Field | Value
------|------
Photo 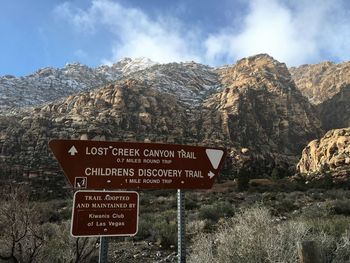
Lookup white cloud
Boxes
[55,0,350,67]
[205,0,350,66]
[54,0,201,65]
[54,2,97,33]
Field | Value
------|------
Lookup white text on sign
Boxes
[85,147,196,159]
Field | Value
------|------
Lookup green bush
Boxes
[273,197,298,214]
[189,205,350,263]
[34,199,71,223]
[136,210,177,247]
[151,220,177,247]
[303,216,350,237]
[39,221,98,263]
[0,187,97,262]
[191,206,309,263]
[198,201,234,222]
[333,231,350,263]
[271,167,281,180]
[185,196,199,210]
[237,176,250,191]
[329,199,350,216]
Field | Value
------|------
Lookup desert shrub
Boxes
[273,197,298,214]
[237,167,250,191]
[139,192,177,214]
[39,221,98,263]
[185,196,199,210]
[135,213,154,240]
[333,230,350,263]
[187,220,207,238]
[198,201,234,222]
[0,186,45,262]
[188,234,215,263]
[329,199,350,216]
[136,210,177,247]
[189,206,310,263]
[139,193,152,206]
[34,199,71,223]
[219,166,234,181]
[271,167,282,180]
[303,216,350,238]
[0,187,97,263]
[307,173,334,189]
[190,204,350,263]
[296,213,350,262]
[151,220,177,247]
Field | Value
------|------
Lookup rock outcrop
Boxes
[0,61,219,173]
[317,84,350,131]
[290,61,350,131]
[6,54,350,182]
[206,54,322,170]
[297,128,350,177]
[0,58,157,114]
[290,61,350,105]
[0,54,323,178]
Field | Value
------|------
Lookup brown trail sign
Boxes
[71,190,138,237]
[49,139,226,190]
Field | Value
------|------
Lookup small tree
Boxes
[237,166,250,191]
[0,186,98,262]
[0,186,44,263]
[39,221,98,263]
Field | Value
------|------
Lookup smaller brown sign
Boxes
[71,191,138,237]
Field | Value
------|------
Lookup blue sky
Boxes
[1,0,350,76]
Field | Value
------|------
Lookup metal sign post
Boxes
[177,189,186,263]
[70,190,139,262]
[99,237,108,263]
[49,139,227,263]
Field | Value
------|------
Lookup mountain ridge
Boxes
[0,57,157,114]
[0,54,349,180]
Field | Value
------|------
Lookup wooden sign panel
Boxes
[49,139,226,189]
[71,191,138,237]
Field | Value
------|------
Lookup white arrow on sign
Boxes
[68,146,78,156]
[208,171,215,179]
[206,149,224,169]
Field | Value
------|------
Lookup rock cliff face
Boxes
[0,61,219,173]
[290,61,350,130]
[205,54,322,171]
[318,85,350,131]
[290,61,350,105]
[297,128,350,178]
[0,58,157,114]
[0,54,322,177]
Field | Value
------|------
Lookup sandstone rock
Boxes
[241,148,249,154]
[204,54,321,170]
[290,61,350,105]
[297,128,350,174]
[0,58,158,114]
[317,84,350,130]
[0,54,323,177]
[290,62,350,131]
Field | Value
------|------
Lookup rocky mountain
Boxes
[297,128,350,180]
[0,54,323,179]
[317,84,350,131]
[290,61,350,130]
[290,61,350,105]
[205,55,322,172]
[0,57,157,114]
